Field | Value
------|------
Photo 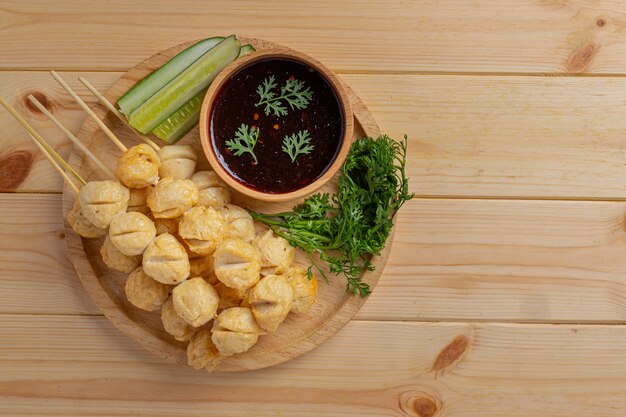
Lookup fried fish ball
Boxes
[115,143,160,189]
[248,274,294,332]
[213,238,261,290]
[219,204,255,242]
[161,297,195,342]
[172,277,220,327]
[211,307,260,355]
[187,329,224,371]
[284,266,318,314]
[78,180,130,228]
[100,234,141,273]
[158,145,198,180]
[127,187,151,215]
[252,230,295,276]
[109,212,156,256]
[191,171,231,208]
[124,266,170,311]
[142,233,190,285]
[67,200,107,238]
[215,282,246,310]
[152,216,180,235]
[147,176,199,218]
[178,206,228,256]
[189,256,218,285]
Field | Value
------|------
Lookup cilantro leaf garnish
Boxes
[282,130,314,162]
[225,123,260,163]
[256,75,313,117]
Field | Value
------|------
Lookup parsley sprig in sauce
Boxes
[256,75,313,117]
[225,123,260,163]
[282,130,314,162]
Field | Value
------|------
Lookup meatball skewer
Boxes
[80,79,200,180]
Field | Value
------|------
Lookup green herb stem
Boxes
[250,134,414,296]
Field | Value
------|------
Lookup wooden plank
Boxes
[350,73,626,199]
[0,71,121,192]
[359,198,626,322]
[6,72,626,198]
[0,193,99,315]
[1,1,626,74]
[4,193,626,323]
[2,315,626,416]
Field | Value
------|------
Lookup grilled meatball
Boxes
[211,307,260,356]
[213,238,261,290]
[252,230,295,276]
[191,171,231,209]
[109,211,156,256]
[124,266,169,311]
[158,145,197,180]
[219,204,255,243]
[172,277,219,327]
[147,176,198,218]
[115,143,160,189]
[142,233,190,285]
[78,180,129,228]
[67,199,107,238]
[161,297,195,342]
[248,274,294,332]
[284,266,318,314]
[100,234,141,273]
[127,187,151,215]
[187,329,224,372]
[178,206,228,256]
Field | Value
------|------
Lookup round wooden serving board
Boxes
[63,37,393,372]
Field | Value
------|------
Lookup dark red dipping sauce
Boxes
[210,58,344,193]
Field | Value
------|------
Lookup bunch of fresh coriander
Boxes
[249,134,414,296]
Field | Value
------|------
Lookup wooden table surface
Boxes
[2,1,626,416]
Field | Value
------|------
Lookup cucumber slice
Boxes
[117,36,225,117]
[151,44,258,144]
[238,44,256,57]
[152,89,207,144]
[129,35,240,134]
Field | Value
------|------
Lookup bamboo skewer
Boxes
[50,70,128,153]
[77,77,161,151]
[27,95,115,179]
[29,133,80,194]
[0,96,86,187]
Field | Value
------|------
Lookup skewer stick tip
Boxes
[50,71,128,153]
[77,76,160,151]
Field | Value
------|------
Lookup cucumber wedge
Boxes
[152,88,207,144]
[129,35,240,134]
[117,36,225,117]
[151,44,258,144]
[238,44,256,57]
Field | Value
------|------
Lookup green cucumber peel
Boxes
[117,36,225,117]
[129,35,240,134]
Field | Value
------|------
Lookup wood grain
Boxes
[8,72,626,198]
[2,1,626,414]
[2,1,626,74]
[0,193,98,315]
[0,71,120,191]
[3,315,626,416]
[6,194,626,324]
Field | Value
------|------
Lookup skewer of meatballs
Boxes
[0,73,318,373]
